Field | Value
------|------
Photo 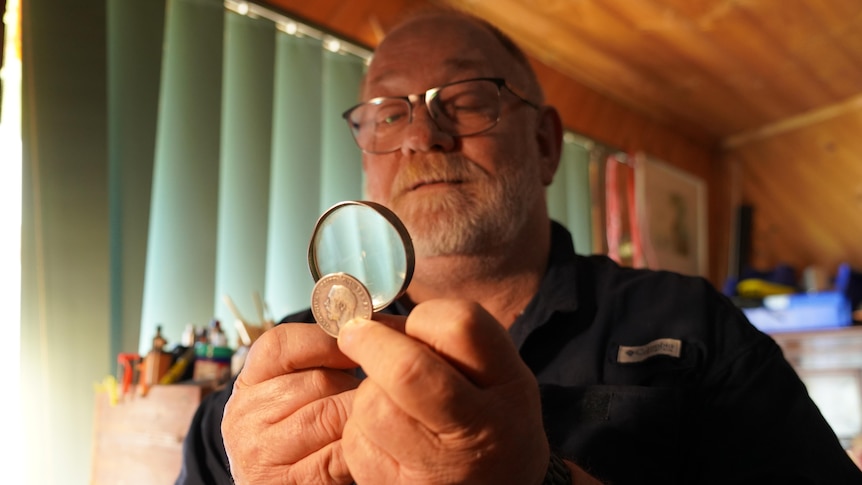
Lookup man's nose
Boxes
[399,103,456,154]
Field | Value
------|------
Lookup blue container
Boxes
[743,291,852,333]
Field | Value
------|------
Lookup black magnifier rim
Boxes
[307,200,415,311]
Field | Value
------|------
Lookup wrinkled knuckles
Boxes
[437,301,489,337]
[305,368,334,400]
[309,395,351,443]
[242,323,286,364]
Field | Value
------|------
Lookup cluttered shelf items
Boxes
[100,295,274,405]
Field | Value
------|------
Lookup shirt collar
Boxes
[508,221,582,349]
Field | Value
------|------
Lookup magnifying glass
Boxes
[307,201,415,337]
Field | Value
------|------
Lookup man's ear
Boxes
[535,105,563,186]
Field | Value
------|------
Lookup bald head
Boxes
[365,11,544,104]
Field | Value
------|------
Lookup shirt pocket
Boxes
[540,384,686,484]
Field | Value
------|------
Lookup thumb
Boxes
[405,299,532,388]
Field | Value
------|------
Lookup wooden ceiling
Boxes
[259,0,862,148]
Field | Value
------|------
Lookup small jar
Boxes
[192,342,233,385]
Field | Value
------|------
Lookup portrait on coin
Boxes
[324,284,357,331]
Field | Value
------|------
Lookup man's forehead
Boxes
[359,12,535,100]
[365,57,492,93]
[383,12,490,43]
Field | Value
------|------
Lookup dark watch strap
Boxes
[543,452,572,485]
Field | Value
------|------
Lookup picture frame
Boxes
[636,156,708,277]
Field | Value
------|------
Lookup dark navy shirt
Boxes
[177,222,862,484]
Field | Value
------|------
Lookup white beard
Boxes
[380,153,542,258]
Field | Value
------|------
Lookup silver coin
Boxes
[311,272,373,337]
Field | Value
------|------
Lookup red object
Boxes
[606,155,622,264]
[626,153,645,268]
[605,153,646,267]
[117,353,140,396]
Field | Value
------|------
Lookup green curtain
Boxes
[320,50,365,209]
[548,134,593,254]
[21,1,110,483]
[213,13,275,332]
[139,0,224,352]
[107,0,165,371]
[139,4,365,351]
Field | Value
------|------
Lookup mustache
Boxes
[391,154,484,195]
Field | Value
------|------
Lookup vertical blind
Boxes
[134,0,365,352]
[548,133,593,255]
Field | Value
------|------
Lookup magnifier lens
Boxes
[308,201,414,336]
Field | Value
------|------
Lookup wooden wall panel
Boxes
[441,0,862,139]
[723,107,862,281]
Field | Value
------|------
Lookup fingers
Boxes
[345,377,438,460]
[367,312,407,333]
[286,440,354,485]
[223,368,359,484]
[231,368,359,427]
[224,368,358,456]
[224,322,361,485]
[342,389,403,484]
[339,311,548,485]
[337,314,479,430]
[341,300,529,389]
[236,323,357,388]
[404,300,530,387]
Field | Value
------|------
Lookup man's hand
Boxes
[337,299,551,485]
[222,323,361,485]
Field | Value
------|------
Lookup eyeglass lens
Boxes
[347,79,502,153]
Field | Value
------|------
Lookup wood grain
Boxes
[726,106,862,278]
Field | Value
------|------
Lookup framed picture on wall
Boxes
[636,156,708,277]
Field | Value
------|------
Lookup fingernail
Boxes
[341,317,367,332]
[337,318,366,348]
[338,317,362,340]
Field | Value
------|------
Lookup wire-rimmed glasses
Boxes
[342,77,540,154]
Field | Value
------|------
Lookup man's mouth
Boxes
[410,178,464,191]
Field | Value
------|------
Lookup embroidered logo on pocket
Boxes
[617,338,682,363]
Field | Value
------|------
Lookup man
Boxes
[178,10,861,485]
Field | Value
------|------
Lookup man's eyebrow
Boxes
[441,58,487,73]
[366,58,489,90]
